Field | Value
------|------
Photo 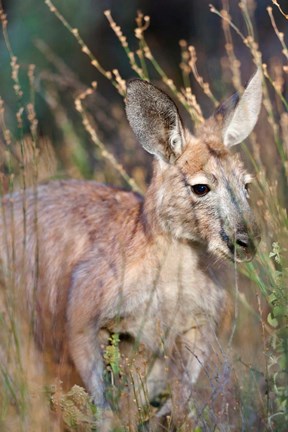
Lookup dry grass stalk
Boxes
[104,10,145,81]
[187,45,218,106]
[271,0,288,20]
[267,6,288,64]
[74,84,141,193]
[44,0,113,83]
[221,0,243,91]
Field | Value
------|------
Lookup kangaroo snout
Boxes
[231,217,261,262]
[234,230,260,262]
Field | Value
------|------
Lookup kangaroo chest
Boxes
[110,242,226,352]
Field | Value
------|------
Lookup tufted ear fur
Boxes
[215,68,262,147]
[125,79,185,163]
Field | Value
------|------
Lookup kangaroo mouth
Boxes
[214,245,254,263]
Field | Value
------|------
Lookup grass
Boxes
[0,0,287,430]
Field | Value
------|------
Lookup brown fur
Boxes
[0,77,262,428]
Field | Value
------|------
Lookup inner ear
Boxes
[169,116,184,158]
[214,68,262,148]
[125,79,186,163]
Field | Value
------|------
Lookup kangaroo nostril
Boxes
[236,237,249,249]
[235,230,255,251]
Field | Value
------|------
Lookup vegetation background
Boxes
[0,0,287,431]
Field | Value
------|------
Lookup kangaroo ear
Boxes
[125,79,185,163]
[215,68,262,147]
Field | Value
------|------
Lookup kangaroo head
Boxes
[125,70,262,262]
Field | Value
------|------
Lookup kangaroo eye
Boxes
[191,184,210,197]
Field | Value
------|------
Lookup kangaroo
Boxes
[0,69,262,427]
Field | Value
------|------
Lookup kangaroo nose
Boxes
[235,232,258,261]
[236,234,249,250]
